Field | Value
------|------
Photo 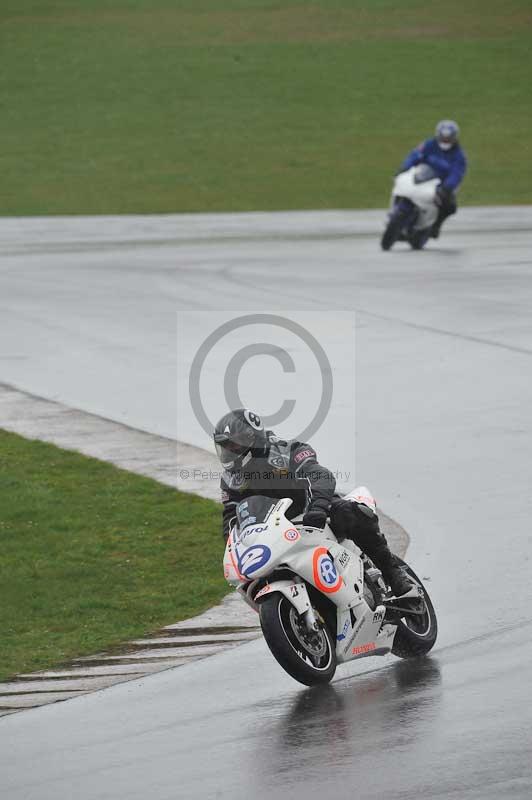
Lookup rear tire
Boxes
[391,559,438,658]
[408,229,430,250]
[260,594,337,685]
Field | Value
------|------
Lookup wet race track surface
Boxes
[1,208,532,798]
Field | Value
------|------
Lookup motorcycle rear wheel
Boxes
[391,559,438,658]
[260,594,337,686]
[408,229,431,250]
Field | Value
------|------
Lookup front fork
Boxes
[393,197,417,230]
[254,579,320,633]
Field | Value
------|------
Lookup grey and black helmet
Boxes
[435,119,459,150]
[213,408,265,470]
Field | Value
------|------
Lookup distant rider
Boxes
[213,408,413,597]
[398,120,467,238]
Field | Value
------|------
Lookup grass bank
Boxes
[0,429,226,681]
[1,0,531,214]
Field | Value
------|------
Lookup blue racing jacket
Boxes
[400,137,467,191]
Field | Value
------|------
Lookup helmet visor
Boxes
[215,438,250,467]
[436,121,458,148]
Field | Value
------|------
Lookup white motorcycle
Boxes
[381,163,441,251]
[223,488,437,686]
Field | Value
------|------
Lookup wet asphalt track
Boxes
[1,208,532,798]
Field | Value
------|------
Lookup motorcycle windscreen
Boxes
[414,163,438,184]
[236,495,277,529]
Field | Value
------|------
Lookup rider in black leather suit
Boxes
[214,408,413,597]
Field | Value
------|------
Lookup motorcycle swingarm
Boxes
[383,587,426,621]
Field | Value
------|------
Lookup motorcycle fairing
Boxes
[392,165,440,230]
[255,579,311,616]
[335,603,396,663]
[222,493,399,666]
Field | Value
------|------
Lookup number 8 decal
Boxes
[244,410,263,430]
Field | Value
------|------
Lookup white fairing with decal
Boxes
[343,485,377,511]
[222,491,402,666]
[391,165,440,230]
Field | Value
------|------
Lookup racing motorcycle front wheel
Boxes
[381,199,416,251]
[259,594,337,686]
[380,214,404,251]
[391,558,438,658]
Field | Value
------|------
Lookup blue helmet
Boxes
[435,119,459,150]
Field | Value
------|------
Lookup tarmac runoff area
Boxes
[0,383,408,715]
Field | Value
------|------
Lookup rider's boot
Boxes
[431,199,457,238]
[365,538,414,597]
[430,208,446,238]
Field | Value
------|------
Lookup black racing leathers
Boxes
[220,432,335,540]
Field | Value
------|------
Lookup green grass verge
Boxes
[1,0,531,214]
[0,429,227,681]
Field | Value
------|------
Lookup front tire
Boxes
[260,594,337,686]
[391,559,438,658]
[381,199,416,251]
[381,216,403,251]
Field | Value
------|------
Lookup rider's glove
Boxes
[435,185,451,207]
[302,508,328,529]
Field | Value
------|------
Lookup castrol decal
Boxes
[312,547,344,593]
